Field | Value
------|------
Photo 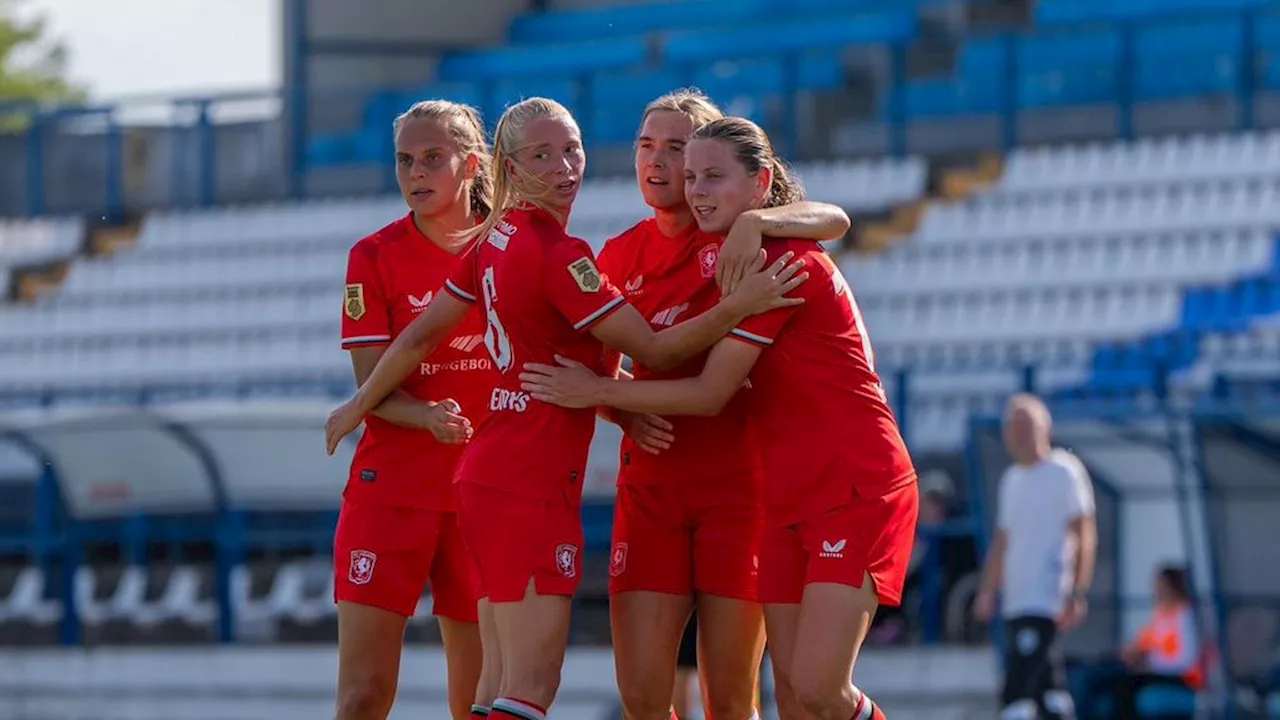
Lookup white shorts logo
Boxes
[349,550,377,585]
[609,542,628,577]
[555,543,579,579]
[819,539,847,559]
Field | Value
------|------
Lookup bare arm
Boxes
[590,251,805,372]
[522,338,762,417]
[348,346,433,429]
[1067,514,1097,597]
[978,528,1008,599]
[752,201,852,242]
[718,201,851,291]
[348,293,471,416]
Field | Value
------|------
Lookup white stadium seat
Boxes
[1,136,1277,450]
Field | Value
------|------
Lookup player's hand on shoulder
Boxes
[723,249,809,317]
[519,355,603,409]
[717,212,766,295]
[325,399,364,455]
[620,411,674,454]
[421,398,473,445]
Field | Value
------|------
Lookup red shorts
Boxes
[332,500,479,622]
[608,477,763,601]
[456,481,584,603]
[758,480,918,607]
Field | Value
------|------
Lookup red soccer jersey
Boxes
[597,218,762,485]
[443,206,628,501]
[729,239,916,526]
[340,214,496,510]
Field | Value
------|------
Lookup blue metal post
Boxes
[1241,11,1257,132]
[26,113,46,216]
[197,100,217,207]
[890,42,908,158]
[1002,33,1018,151]
[288,0,310,199]
[1117,22,1135,141]
[104,110,124,218]
[58,523,81,646]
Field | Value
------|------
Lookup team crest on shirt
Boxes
[609,542,628,577]
[566,258,602,293]
[345,284,367,321]
[697,244,719,278]
[554,543,579,579]
[348,549,377,585]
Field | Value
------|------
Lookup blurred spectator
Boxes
[1090,565,1203,720]
[975,394,1097,720]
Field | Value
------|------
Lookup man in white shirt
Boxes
[974,394,1098,720]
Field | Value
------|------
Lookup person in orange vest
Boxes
[1108,565,1204,719]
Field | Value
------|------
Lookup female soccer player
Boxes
[600,89,850,720]
[519,117,919,720]
[324,98,810,720]
[335,100,495,720]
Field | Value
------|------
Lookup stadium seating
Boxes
[307,0,920,164]
[0,219,84,298]
[0,158,924,398]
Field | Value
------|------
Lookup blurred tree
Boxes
[0,0,84,129]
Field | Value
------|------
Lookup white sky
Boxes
[21,0,281,101]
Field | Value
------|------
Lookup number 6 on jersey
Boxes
[481,266,514,373]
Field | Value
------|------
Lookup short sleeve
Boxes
[341,244,392,349]
[995,469,1014,531]
[730,305,799,347]
[443,242,480,305]
[544,238,627,332]
[1061,452,1095,518]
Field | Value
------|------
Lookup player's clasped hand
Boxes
[325,399,364,456]
[519,355,602,409]
[620,411,675,454]
[723,250,809,315]
[420,398,473,445]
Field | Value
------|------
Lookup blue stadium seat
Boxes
[587,68,686,143]
[489,78,581,122]
[1134,19,1243,99]
[438,38,650,81]
[1016,31,1120,107]
[1134,684,1197,718]
[662,10,916,63]
[1037,0,1277,26]
[508,0,772,43]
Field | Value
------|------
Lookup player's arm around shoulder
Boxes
[590,249,809,372]
[520,336,761,418]
[717,202,851,293]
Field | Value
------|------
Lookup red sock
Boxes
[852,687,885,720]
[469,705,490,720]
[855,681,885,717]
[490,697,547,720]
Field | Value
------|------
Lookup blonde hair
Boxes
[393,100,494,217]
[463,97,579,244]
[640,87,724,134]
[690,117,805,208]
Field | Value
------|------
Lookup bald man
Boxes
[974,394,1097,720]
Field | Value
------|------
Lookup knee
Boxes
[617,676,676,720]
[702,672,757,720]
[790,674,845,720]
[499,656,563,708]
[336,676,396,720]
